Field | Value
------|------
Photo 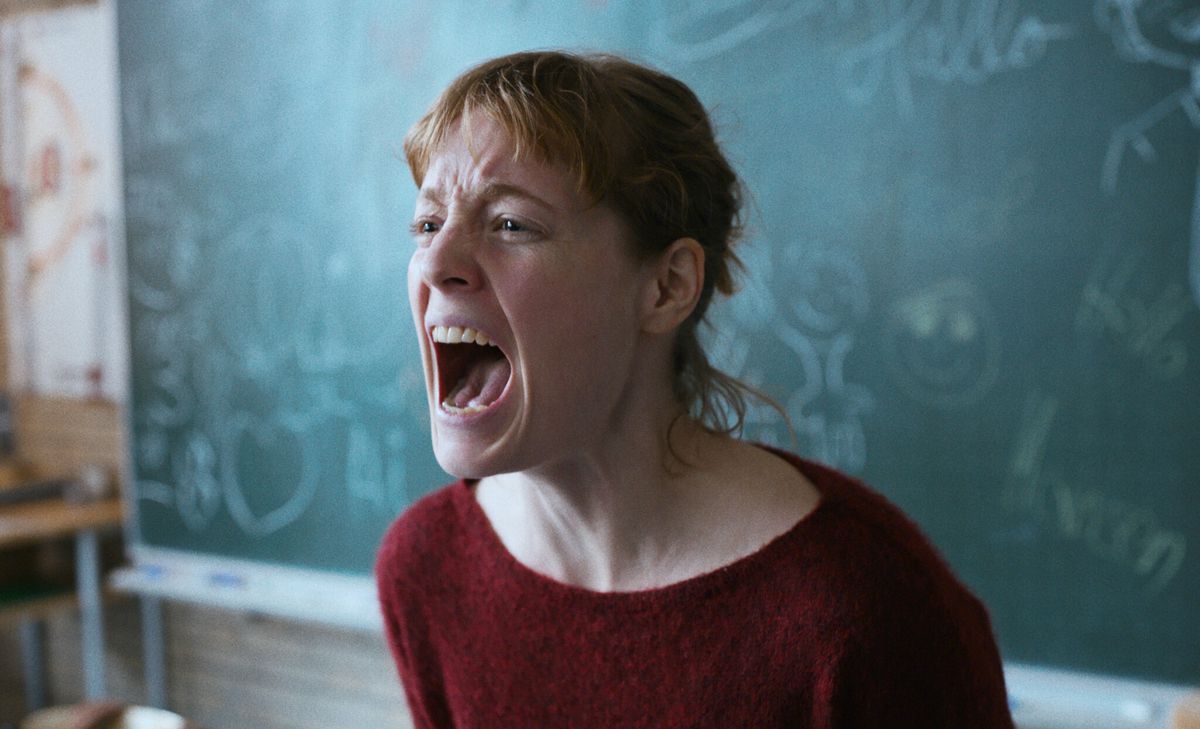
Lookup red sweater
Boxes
[376,450,1015,728]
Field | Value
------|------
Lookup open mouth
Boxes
[431,325,512,415]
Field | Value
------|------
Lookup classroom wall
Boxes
[0,1,412,726]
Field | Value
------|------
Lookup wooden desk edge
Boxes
[0,497,124,548]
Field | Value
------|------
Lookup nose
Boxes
[416,219,482,292]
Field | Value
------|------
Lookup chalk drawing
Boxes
[220,410,321,538]
[1097,0,1200,309]
[767,244,874,472]
[172,430,222,533]
[125,195,411,535]
[1076,246,1189,379]
[882,278,1001,409]
[785,244,870,334]
[1003,390,1188,593]
[779,327,873,472]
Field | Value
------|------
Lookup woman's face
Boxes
[408,117,656,478]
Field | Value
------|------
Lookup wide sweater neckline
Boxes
[450,446,850,610]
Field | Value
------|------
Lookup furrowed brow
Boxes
[479,182,554,212]
[416,186,446,209]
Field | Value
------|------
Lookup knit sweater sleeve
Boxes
[826,557,1015,728]
[374,491,458,729]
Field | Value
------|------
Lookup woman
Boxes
[376,50,1014,728]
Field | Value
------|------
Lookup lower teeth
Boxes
[441,399,489,414]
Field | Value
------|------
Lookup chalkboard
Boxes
[118,1,1199,687]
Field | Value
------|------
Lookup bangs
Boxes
[403,53,621,200]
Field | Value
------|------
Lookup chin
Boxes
[430,434,508,481]
[433,452,488,481]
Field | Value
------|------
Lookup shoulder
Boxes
[375,481,469,588]
[769,449,972,602]
[757,448,1000,657]
[772,454,1012,726]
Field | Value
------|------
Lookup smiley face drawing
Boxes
[883,279,1001,409]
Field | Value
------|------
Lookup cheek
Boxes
[407,253,426,318]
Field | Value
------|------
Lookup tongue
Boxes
[448,355,511,409]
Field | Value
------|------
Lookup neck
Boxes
[480,402,727,592]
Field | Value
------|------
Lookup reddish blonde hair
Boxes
[405,50,771,434]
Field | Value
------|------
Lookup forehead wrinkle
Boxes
[416,185,447,208]
[420,169,562,215]
[479,182,555,213]
[420,124,582,214]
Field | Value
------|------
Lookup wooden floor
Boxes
[0,596,412,729]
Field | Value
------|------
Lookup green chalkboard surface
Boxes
[118,1,1199,685]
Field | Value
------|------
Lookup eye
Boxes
[410,219,439,236]
[495,217,543,240]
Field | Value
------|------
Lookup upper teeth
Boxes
[431,325,496,346]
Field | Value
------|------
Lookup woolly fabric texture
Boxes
[376,448,1016,728]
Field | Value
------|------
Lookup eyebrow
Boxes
[417,182,556,212]
[480,182,555,212]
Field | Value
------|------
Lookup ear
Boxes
[641,237,704,335]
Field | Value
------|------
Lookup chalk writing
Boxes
[1097,0,1200,309]
[1004,391,1188,593]
[1076,248,1190,379]
[347,424,410,521]
[652,1,1070,113]
[1051,479,1186,594]
[837,0,1072,111]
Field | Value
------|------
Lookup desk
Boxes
[0,497,123,700]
